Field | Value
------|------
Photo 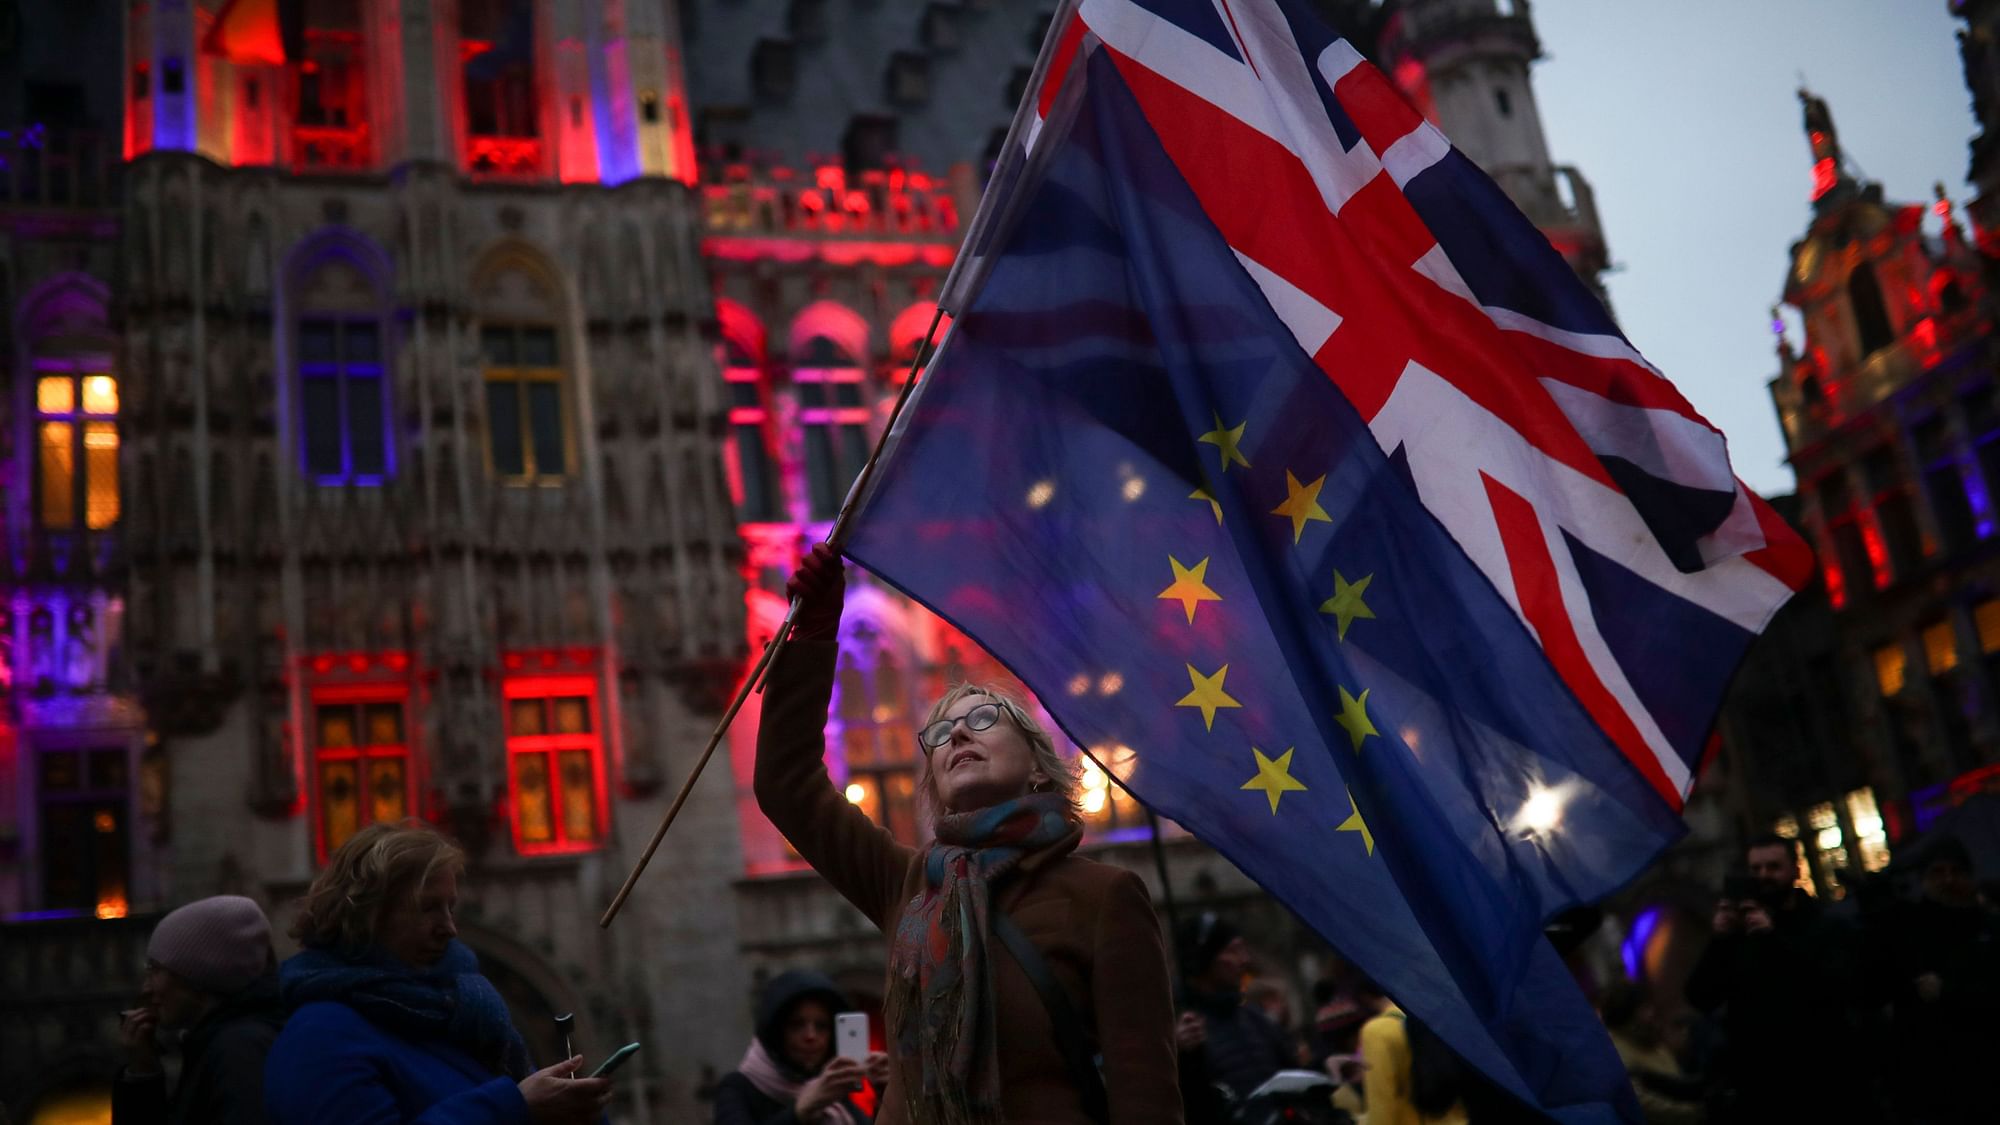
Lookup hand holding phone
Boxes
[835,1012,869,1064]
[589,1042,642,1078]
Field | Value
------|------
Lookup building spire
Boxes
[1799,87,1852,206]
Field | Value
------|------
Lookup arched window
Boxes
[33,366,120,530]
[291,245,392,483]
[836,638,919,844]
[794,334,871,521]
[719,302,781,522]
[474,249,571,483]
[1849,262,1896,358]
[22,278,119,531]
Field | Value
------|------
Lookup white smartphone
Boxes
[834,1011,869,1063]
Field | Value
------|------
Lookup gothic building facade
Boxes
[1,1,1620,1121]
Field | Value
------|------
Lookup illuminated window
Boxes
[1771,814,1817,897]
[794,336,871,521]
[462,0,542,176]
[836,649,919,844]
[1806,801,1848,899]
[1873,643,1906,696]
[1976,599,2000,653]
[34,366,119,530]
[503,675,606,854]
[293,0,370,169]
[1079,745,1147,834]
[299,317,390,483]
[483,325,569,482]
[1845,788,1892,872]
[1922,620,1958,675]
[36,745,131,916]
[723,334,781,521]
[311,687,413,860]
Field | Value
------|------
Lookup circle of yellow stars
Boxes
[1154,411,1383,856]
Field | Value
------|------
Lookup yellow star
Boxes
[1189,475,1223,525]
[1176,663,1243,731]
[1271,471,1332,545]
[1318,570,1377,642]
[1337,787,1375,856]
[1334,685,1378,752]
[1241,746,1308,814]
[1158,555,1223,625]
[1198,413,1252,473]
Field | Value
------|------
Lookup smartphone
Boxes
[835,1012,869,1064]
[588,1042,642,1078]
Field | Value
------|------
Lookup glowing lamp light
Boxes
[96,893,129,920]
[1082,789,1108,814]
[1026,480,1055,509]
[1121,477,1146,502]
[1098,672,1124,695]
[844,783,867,805]
[1816,825,1843,850]
[1081,760,1107,791]
[1811,158,1837,201]
[1515,784,1567,835]
[1066,674,1091,697]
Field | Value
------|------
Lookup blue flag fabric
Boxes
[846,51,1678,1122]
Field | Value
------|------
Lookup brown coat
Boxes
[754,637,1184,1125]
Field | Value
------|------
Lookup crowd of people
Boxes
[97,546,1998,1124]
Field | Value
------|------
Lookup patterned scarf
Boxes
[884,793,1081,1125]
[280,940,533,1079]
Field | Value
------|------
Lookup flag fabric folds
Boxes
[847,45,1688,1122]
[997,0,1814,811]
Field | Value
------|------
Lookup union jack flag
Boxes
[956,0,1812,809]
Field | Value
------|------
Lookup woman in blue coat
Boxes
[265,821,612,1124]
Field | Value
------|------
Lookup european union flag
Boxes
[845,50,1680,1122]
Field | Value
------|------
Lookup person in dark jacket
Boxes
[713,970,890,1125]
[1875,835,2000,1123]
[1173,912,1296,1124]
[264,820,612,1124]
[1684,834,1862,1123]
[113,894,285,1125]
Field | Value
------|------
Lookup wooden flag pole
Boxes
[601,307,947,928]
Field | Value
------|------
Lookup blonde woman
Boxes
[755,544,1181,1125]
[265,821,612,1124]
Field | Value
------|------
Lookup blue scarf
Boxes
[281,940,533,1079]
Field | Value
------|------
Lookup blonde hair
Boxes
[291,820,466,951]
[918,683,1082,824]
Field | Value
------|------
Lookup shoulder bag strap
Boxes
[991,910,1111,1125]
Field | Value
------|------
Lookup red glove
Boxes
[785,543,846,640]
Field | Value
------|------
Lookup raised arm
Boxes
[753,544,914,929]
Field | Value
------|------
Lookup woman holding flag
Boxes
[755,543,1182,1125]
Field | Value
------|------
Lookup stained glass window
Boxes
[34,367,119,530]
[503,676,605,853]
[311,691,412,860]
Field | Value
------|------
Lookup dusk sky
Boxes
[1522,0,1974,498]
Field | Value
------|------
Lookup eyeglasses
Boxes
[918,701,1006,751]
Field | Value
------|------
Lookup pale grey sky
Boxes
[1524,0,1974,497]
